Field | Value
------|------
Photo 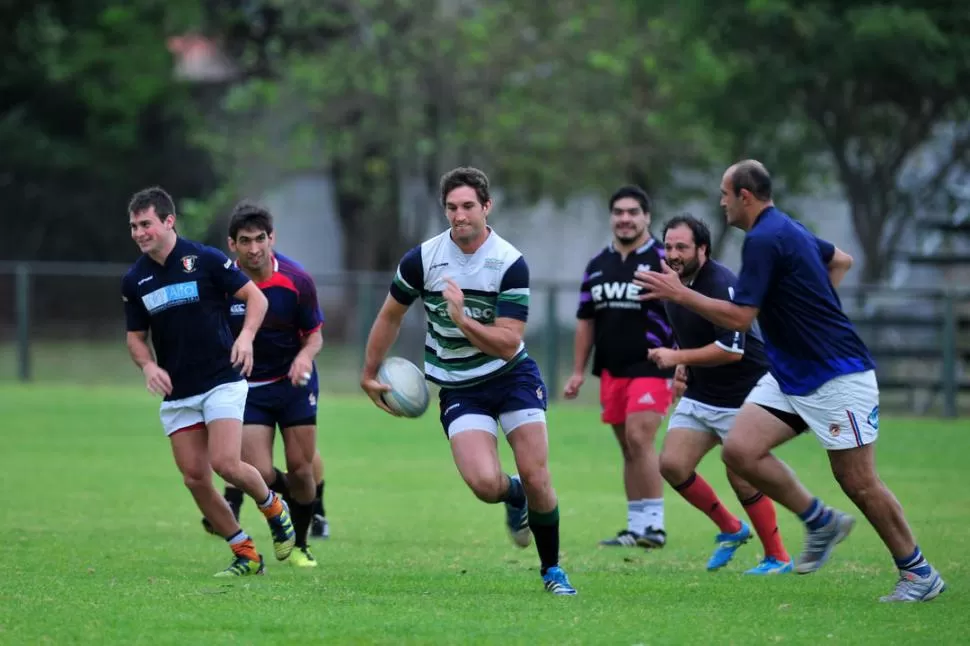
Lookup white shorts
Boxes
[667,397,739,441]
[745,370,880,451]
[447,410,546,439]
[159,380,249,437]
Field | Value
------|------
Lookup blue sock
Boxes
[500,474,526,508]
[797,498,833,531]
[894,546,932,577]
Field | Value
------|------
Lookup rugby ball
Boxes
[377,356,430,418]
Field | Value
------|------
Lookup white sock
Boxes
[641,498,665,532]
[627,500,647,534]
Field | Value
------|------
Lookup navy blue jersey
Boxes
[228,252,324,383]
[732,207,875,396]
[122,237,250,401]
[664,260,769,408]
[577,240,676,378]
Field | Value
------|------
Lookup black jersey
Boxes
[122,237,251,401]
[664,259,769,408]
[577,239,676,379]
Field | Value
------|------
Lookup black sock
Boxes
[224,486,244,518]
[313,481,325,517]
[292,500,314,549]
[499,474,526,508]
[528,506,560,575]
[269,467,291,504]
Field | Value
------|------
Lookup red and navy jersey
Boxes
[228,252,323,383]
[121,237,250,401]
[576,239,676,379]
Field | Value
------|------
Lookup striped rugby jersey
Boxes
[388,227,530,387]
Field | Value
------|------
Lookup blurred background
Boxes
[1,0,968,415]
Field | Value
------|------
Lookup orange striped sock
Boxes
[227,530,259,561]
[259,492,284,519]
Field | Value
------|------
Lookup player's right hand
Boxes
[563,373,585,399]
[360,376,401,416]
[143,363,173,397]
[673,365,688,399]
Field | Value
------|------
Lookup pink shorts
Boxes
[600,371,673,424]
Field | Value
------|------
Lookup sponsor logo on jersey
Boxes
[141,281,200,313]
[181,255,198,273]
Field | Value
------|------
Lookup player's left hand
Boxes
[634,260,684,302]
[230,330,255,377]
[648,347,679,370]
[288,354,314,387]
[443,278,466,325]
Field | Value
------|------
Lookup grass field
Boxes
[1,385,966,645]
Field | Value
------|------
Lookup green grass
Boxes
[0,385,966,645]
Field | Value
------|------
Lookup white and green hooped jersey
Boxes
[389,228,530,387]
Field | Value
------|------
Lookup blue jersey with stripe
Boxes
[732,207,875,396]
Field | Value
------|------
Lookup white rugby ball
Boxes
[377,356,430,418]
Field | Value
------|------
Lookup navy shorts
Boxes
[244,370,318,430]
[438,357,548,439]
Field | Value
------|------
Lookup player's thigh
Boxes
[241,424,276,479]
[790,370,880,452]
[278,383,319,469]
[202,380,249,467]
[724,402,801,457]
[280,424,317,471]
[169,424,211,485]
[449,426,503,494]
[727,372,806,459]
[661,399,720,477]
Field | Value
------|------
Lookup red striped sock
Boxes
[741,492,790,562]
[673,472,742,534]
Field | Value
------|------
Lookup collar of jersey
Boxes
[449,226,494,261]
[609,238,655,255]
[234,254,279,276]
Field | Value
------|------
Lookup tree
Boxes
[190,0,727,271]
[0,0,216,262]
[653,0,970,283]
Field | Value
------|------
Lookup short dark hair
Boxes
[439,167,490,206]
[228,200,274,240]
[128,186,176,220]
[663,213,713,258]
[609,185,651,214]
[729,160,772,201]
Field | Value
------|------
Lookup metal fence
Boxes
[1,262,968,416]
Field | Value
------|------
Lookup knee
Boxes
[833,466,878,503]
[465,471,506,503]
[624,424,659,455]
[519,465,551,497]
[181,466,210,491]
[659,451,692,485]
[210,456,242,482]
[285,456,313,483]
[721,438,752,473]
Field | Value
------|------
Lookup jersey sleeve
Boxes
[496,256,529,322]
[733,234,779,309]
[709,278,745,355]
[294,273,324,334]
[576,258,596,320]
[203,247,250,295]
[815,236,836,264]
[389,245,423,306]
[121,274,150,332]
